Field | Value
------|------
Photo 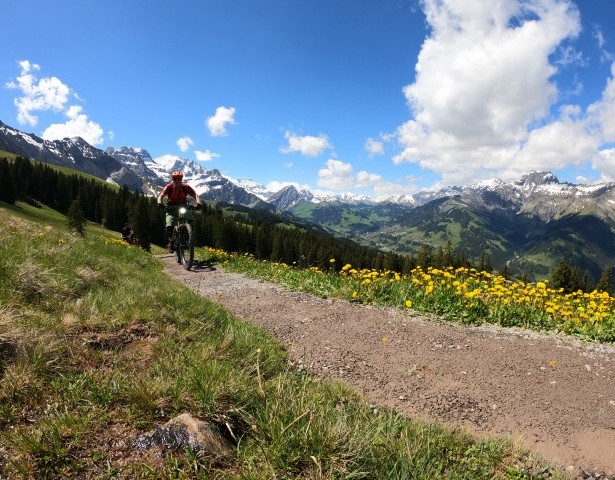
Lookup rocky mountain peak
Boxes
[267,184,314,210]
[106,146,154,164]
[515,171,560,188]
[206,169,224,179]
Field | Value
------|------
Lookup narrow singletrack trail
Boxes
[161,255,615,476]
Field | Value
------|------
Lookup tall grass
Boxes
[0,202,565,478]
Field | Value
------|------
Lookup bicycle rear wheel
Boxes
[177,223,194,270]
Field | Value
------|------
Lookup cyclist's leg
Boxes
[165,211,176,251]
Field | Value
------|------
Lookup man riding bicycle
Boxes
[157,170,203,252]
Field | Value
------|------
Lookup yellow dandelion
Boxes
[405,300,412,308]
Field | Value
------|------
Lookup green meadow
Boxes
[0,201,567,479]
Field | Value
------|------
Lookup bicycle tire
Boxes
[173,227,182,264]
[178,223,194,270]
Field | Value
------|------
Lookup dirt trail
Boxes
[160,255,615,476]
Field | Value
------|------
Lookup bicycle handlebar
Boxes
[158,203,202,210]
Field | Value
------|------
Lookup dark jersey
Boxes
[161,183,197,205]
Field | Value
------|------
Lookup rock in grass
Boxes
[133,413,233,458]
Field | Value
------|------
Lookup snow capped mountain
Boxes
[264,185,315,210]
[4,119,615,281]
[320,192,376,205]
[0,120,143,191]
[105,146,164,195]
[379,195,417,206]
[3,117,615,224]
[134,154,274,210]
[106,146,154,168]
[228,178,272,200]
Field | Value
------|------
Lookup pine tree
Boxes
[67,198,87,236]
[498,263,510,279]
[417,244,433,269]
[444,240,454,268]
[569,266,594,293]
[0,158,17,204]
[432,246,445,268]
[128,195,152,251]
[478,251,492,272]
[550,259,571,292]
[551,259,594,294]
[596,266,613,294]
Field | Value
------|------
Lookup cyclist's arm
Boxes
[157,186,169,205]
[185,185,202,205]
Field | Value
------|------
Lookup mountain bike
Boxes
[165,204,200,270]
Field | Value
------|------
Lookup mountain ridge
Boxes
[2,119,615,280]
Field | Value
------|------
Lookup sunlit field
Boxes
[203,247,615,344]
[3,204,570,478]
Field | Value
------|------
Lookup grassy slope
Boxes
[0,201,563,479]
[0,149,20,160]
[1,150,119,194]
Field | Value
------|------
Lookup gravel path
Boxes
[161,255,615,477]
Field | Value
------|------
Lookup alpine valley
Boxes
[2,119,615,281]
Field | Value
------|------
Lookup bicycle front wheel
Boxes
[173,227,182,264]
[177,223,194,270]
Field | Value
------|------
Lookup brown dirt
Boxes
[161,255,615,477]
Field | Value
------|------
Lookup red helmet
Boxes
[171,170,184,180]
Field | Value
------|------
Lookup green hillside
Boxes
[1,150,116,188]
[0,156,417,273]
[0,201,562,478]
[0,148,19,159]
[290,197,615,282]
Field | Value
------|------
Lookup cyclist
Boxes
[157,170,203,252]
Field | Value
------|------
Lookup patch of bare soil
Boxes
[161,256,615,477]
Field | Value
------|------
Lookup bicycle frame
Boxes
[167,204,196,270]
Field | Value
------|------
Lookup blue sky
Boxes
[2,0,615,198]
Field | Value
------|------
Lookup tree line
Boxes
[0,156,420,271]
[1,156,611,293]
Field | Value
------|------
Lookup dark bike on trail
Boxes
[161,203,200,270]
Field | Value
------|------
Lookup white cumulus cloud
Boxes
[280,131,332,156]
[356,170,384,188]
[194,149,220,162]
[394,0,585,186]
[318,159,355,189]
[42,105,104,146]
[592,148,615,182]
[7,60,104,146]
[207,106,237,136]
[177,136,194,152]
[6,60,70,126]
[266,180,310,192]
[318,159,412,195]
[588,63,615,140]
[365,137,384,156]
